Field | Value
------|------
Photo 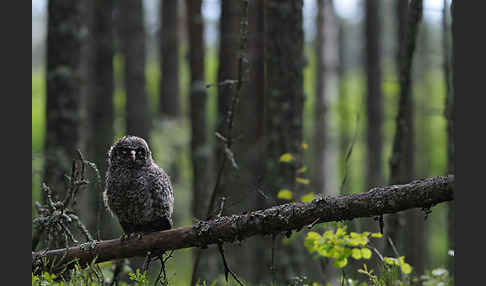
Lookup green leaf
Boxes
[361,248,372,259]
[333,257,348,268]
[336,227,347,237]
[305,232,321,252]
[297,166,307,173]
[296,177,310,185]
[279,153,294,162]
[301,192,315,202]
[401,263,412,274]
[351,248,362,259]
[277,189,293,200]
[384,257,399,266]
[371,232,383,238]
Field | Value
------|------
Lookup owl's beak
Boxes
[130,150,136,161]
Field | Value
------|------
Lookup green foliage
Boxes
[300,192,315,203]
[128,269,148,285]
[304,225,385,269]
[383,257,412,275]
[420,268,452,286]
[277,189,293,200]
[303,223,416,286]
[279,153,295,163]
[276,142,314,204]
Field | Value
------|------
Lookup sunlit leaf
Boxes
[277,189,293,200]
[384,257,399,266]
[401,263,412,274]
[296,177,310,185]
[333,257,348,268]
[297,166,307,173]
[371,232,383,238]
[301,143,309,149]
[361,248,372,259]
[305,232,321,252]
[279,153,294,162]
[352,248,362,259]
[301,192,315,202]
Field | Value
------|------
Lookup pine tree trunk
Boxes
[43,0,82,249]
[186,0,215,283]
[221,0,266,282]
[365,0,384,198]
[214,0,241,199]
[386,0,423,259]
[80,0,117,241]
[159,0,180,118]
[362,0,387,273]
[263,1,320,283]
[314,2,341,283]
[44,0,82,204]
[444,0,455,276]
[314,0,339,198]
[119,0,150,141]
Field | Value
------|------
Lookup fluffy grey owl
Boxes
[103,136,174,238]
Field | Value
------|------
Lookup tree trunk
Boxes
[363,0,386,273]
[365,0,384,199]
[263,1,318,284]
[314,0,340,283]
[43,0,82,209]
[219,0,266,283]
[119,0,150,141]
[82,0,117,242]
[159,0,180,118]
[214,0,241,201]
[337,18,353,196]
[386,0,422,259]
[314,0,339,198]
[444,0,455,276]
[185,0,214,283]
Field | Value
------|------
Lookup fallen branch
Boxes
[32,175,453,272]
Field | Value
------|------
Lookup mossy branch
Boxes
[33,175,453,273]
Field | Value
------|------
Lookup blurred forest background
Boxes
[32,0,454,285]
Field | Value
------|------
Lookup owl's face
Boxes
[108,136,152,169]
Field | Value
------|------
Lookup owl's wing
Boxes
[102,170,115,217]
[149,164,174,222]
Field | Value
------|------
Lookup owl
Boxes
[103,136,174,239]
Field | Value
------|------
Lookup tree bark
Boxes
[365,0,384,196]
[263,0,311,283]
[159,0,180,118]
[314,0,340,283]
[214,0,242,204]
[33,176,455,274]
[119,0,151,141]
[79,0,118,242]
[43,0,82,209]
[314,0,339,198]
[444,0,455,276]
[220,0,265,283]
[185,0,214,283]
[386,0,422,258]
[362,0,387,274]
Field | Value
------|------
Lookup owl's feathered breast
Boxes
[104,162,174,228]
